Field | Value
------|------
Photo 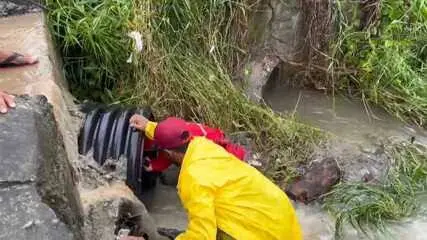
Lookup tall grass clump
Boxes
[45,0,134,101]
[324,142,427,239]
[332,0,427,127]
[123,0,325,178]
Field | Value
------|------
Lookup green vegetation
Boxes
[45,0,134,101]
[45,0,325,181]
[324,142,427,239]
[327,2,427,236]
[332,0,427,127]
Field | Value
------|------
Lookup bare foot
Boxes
[0,50,38,67]
[0,91,16,113]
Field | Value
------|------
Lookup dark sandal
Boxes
[0,52,35,68]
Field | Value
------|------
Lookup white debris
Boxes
[126,31,144,63]
[116,228,130,240]
[248,159,262,167]
[209,45,215,53]
[22,220,41,229]
[128,31,143,52]
[126,52,133,63]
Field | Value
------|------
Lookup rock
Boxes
[0,184,74,239]
[286,158,341,204]
[0,95,84,239]
[0,0,42,17]
[81,183,168,240]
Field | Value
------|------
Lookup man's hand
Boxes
[129,114,149,131]
[0,91,15,114]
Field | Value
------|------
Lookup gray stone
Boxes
[0,102,39,183]
[0,95,84,239]
[286,157,341,204]
[0,184,73,239]
[0,0,42,17]
[83,190,169,240]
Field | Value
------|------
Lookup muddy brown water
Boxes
[263,85,427,146]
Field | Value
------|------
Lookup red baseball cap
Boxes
[153,117,190,149]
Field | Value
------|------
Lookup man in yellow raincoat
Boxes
[129,115,303,240]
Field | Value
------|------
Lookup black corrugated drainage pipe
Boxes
[78,103,158,197]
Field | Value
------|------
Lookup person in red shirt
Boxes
[130,114,248,172]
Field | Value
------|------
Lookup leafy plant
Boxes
[332,0,427,127]
[45,0,134,101]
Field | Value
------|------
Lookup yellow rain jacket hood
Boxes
[144,121,302,240]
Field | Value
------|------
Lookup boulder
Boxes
[286,157,341,204]
[0,95,84,239]
[81,183,168,240]
[0,184,74,239]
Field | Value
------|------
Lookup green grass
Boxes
[45,0,326,181]
[45,0,134,101]
[323,142,427,239]
[332,0,427,127]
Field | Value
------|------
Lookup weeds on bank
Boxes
[332,0,427,127]
[324,142,427,239]
[45,0,133,101]
[45,0,325,180]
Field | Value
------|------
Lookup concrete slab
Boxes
[0,96,84,239]
[0,97,40,183]
[0,184,73,240]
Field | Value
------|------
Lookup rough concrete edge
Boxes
[41,11,81,163]
[30,95,85,240]
[26,11,86,240]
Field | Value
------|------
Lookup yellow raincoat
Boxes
[144,121,302,240]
